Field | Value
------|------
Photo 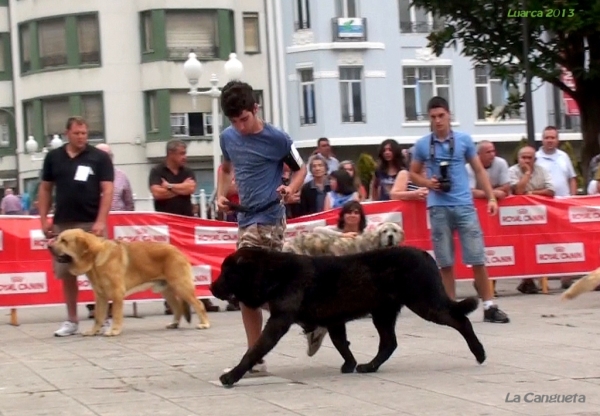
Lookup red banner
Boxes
[1,196,599,308]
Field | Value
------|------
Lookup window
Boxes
[0,112,9,146]
[0,39,4,72]
[42,97,70,144]
[23,101,33,138]
[398,0,444,33]
[148,92,158,131]
[193,169,215,196]
[77,15,101,64]
[474,65,522,120]
[299,68,316,125]
[403,66,451,121]
[19,24,31,72]
[81,94,104,140]
[339,67,365,123]
[141,12,154,53]
[243,13,260,53]
[165,11,217,59]
[336,0,358,17]
[295,0,310,30]
[170,113,213,137]
[38,19,67,69]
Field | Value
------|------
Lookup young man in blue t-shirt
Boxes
[410,96,509,324]
[216,81,328,375]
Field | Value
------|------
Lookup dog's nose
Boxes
[387,235,395,246]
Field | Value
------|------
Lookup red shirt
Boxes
[218,164,239,204]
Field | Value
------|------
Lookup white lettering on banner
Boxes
[536,243,585,264]
[499,205,547,226]
[192,265,212,286]
[284,219,327,239]
[0,272,47,294]
[568,206,600,223]
[30,229,50,250]
[366,212,403,231]
[77,275,93,291]
[113,225,170,243]
[484,246,515,267]
[195,226,238,245]
[426,212,431,230]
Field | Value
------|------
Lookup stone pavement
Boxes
[1,279,600,416]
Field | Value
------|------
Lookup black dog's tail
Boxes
[449,297,479,318]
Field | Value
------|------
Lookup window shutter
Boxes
[82,95,104,138]
[38,19,67,67]
[243,14,259,52]
[77,15,101,64]
[165,12,216,59]
[43,98,70,140]
[20,26,31,68]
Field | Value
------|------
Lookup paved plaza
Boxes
[1,279,600,416]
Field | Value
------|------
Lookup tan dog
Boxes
[48,229,210,336]
[561,268,600,301]
[283,222,405,256]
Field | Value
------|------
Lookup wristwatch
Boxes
[167,184,173,191]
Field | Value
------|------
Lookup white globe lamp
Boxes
[183,52,203,86]
[50,134,63,149]
[224,53,244,81]
[25,136,38,153]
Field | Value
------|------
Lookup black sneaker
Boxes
[484,305,510,323]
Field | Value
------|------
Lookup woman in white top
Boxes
[587,179,600,195]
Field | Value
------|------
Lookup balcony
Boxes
[331,17,367,42]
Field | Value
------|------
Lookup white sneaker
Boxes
[100,319,111,335]
[54,321,78,337]
[306,327,328,357]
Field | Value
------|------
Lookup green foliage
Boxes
[560,141,584,189]
[511,137,529,165]
[356,153,377,193]
[410,0,600,168]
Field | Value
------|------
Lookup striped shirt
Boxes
[508,163,554,193]
[111,168,135,211]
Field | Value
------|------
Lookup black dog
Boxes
[210,246,486,387]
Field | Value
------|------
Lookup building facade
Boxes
[1,0,272,201]
[270,0,582,160]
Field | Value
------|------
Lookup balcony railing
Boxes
[167,46,217,60]
[548,110,581,132]
[331,17,367,42]
[400,20,445,34]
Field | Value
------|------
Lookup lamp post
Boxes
[522,0,536,147]
[25,134,63,161]
[183,52,244,191]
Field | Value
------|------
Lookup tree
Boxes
[410,0,600,176]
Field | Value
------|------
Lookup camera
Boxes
[438,161,451,192]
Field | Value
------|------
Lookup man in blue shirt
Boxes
[216,81,327,376]
[410,96,509,323]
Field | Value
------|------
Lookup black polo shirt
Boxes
[148,163,195,216]
[42,144,114,224]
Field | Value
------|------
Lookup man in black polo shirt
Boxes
[148,139,219,312]
[39,116,114,337]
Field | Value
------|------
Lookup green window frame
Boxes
[140,9,235,63]
[0,33,12,81]
[19,12,102,75]
[23,92,106,150]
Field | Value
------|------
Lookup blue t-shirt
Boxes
[412,130,476,208]
[220,123,292,227]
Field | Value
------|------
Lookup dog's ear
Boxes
[74,235,90,256]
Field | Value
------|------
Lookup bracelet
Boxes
[489,198,497,202]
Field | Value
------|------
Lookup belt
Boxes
[225,199,281,214]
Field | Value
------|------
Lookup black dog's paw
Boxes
[219,371,238,388]
[476,351,486,364]
[356,363,378,373]
[340,360,357,374]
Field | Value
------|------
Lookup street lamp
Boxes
[26,134,63,161]
[183,52,244,192]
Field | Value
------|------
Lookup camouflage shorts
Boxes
[237,218,286,252]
